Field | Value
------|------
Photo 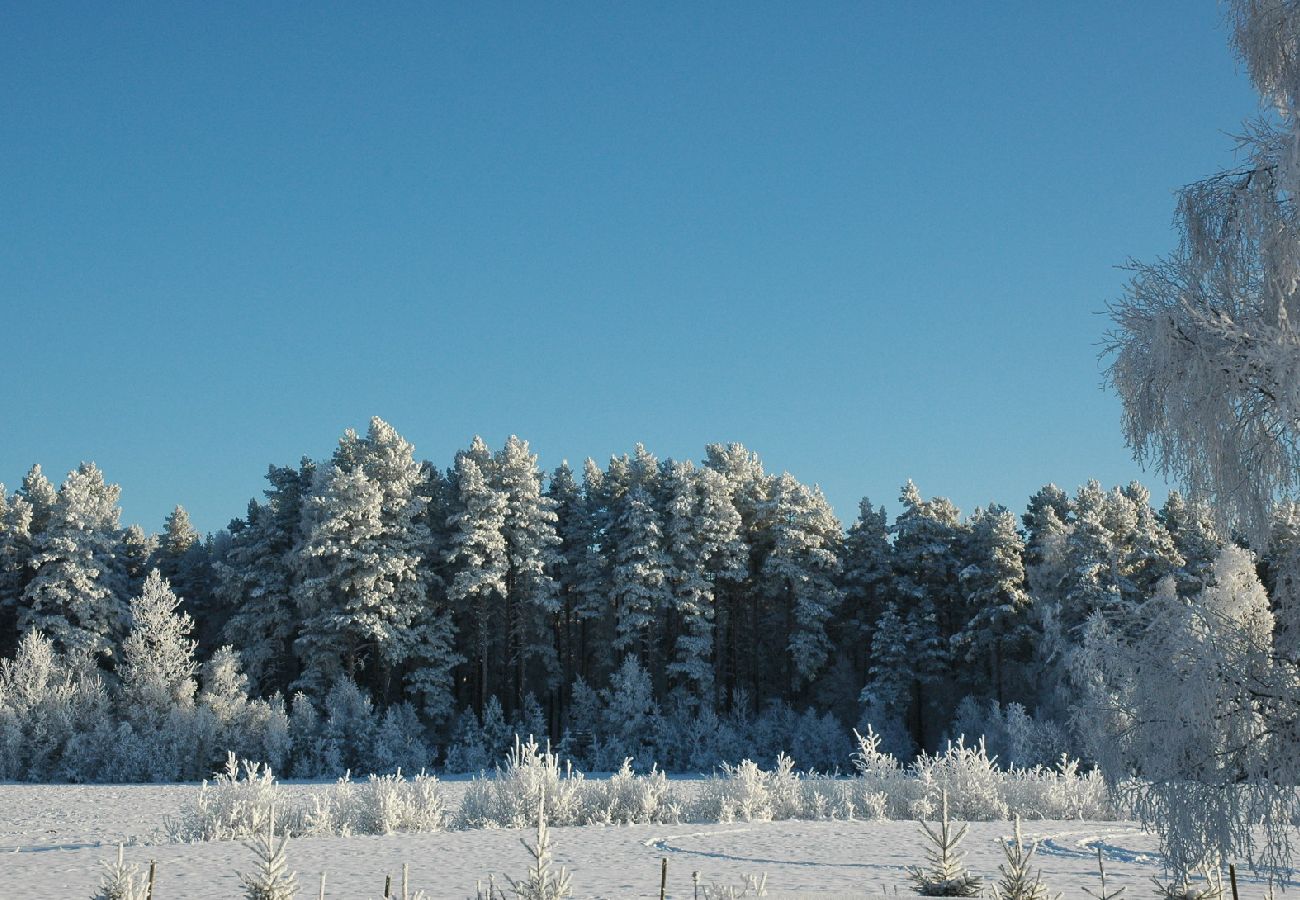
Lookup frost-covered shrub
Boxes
[949,698,1067,770]
[696,759,775,823]
[458,736,586,829]
[168,753,285,842]
[589,758,676,824]
[320,770,448,835]
[850,728,1114,822]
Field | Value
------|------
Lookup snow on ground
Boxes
[0,782,1248,899]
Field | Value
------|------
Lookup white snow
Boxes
[0,782,1245,899]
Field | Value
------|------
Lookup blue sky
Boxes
[1,3,1262,535]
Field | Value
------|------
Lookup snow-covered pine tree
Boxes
[506,793,573,900]
[116,569,200,779]
[702,443,769,712]
[661,461,739,706]
[546,462,590,712]
[599,654,659,763]
[495,436,562,715]
[760,473,844,694]
[909,790,981,897]
[1159,492,1224,597]
[239,810,298,900]
[20,463,131,661]
[119,569,198,715]
[860,601,916,756]
[954,505,1032,705]
[1115,481,1183,602]
[993,817,1056,900]
[218,460,314,696]
[293,419,435,703]
[568,458,617,680]
[609,485,672,667]
[93,843,148,900]
[151,504,219,654]
[445,451,509,714]
[838,497,893,697]
[18,463,57,536]
[892,481,965,748]
[0,486,34,658]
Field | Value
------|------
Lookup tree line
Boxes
[2,416,1292,778]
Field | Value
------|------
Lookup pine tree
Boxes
[152,504,219,654]
[0,486,34,658]
[21,463,131,660]
[93,844,148,900]
[119,570,198,715]
[293,419,435,701]
[609,485,671,664]
[909,790,981,897]
[954,505,1031,704]
[892,481,965,748]
[547,462,590,709]
[506,793,573,900]
[218,459,314,696]
[1159,492,1223,596]
[760,473,844,693]
[445,451,508,712]
[860,602,915,756]
[239,811,299,900]
[495,436,562,712]
[993,817,1055,900]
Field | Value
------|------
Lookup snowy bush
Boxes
[167,753,285,842]
[458,735,589,829]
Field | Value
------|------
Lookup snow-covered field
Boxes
[0,781,1203,899]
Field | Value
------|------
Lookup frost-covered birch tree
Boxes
[1107,0,1300,543]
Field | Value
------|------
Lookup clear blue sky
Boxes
[1,3,1262,535]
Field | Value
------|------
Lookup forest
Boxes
[0,416,1283,783]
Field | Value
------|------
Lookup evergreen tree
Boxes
[761,473,844,693]
[892,481,966,748]
[609,485,672,666]
[954,505,1032,704]
[661,462,744,706]
[445,451,508,712]
[118,569,198,715]
[495,436,562,713]
[0,487,34,657]
[218,460,314,695]
[292,419,435,701]
[1159,491,1224,595]
[860,601,915,756]
[20,463,131,661]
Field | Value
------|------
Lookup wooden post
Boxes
[384,873,392,898]
[403,863,410,900]
[146,860,156,900]
[1230,864,1240,900]
[660,857,668,900]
